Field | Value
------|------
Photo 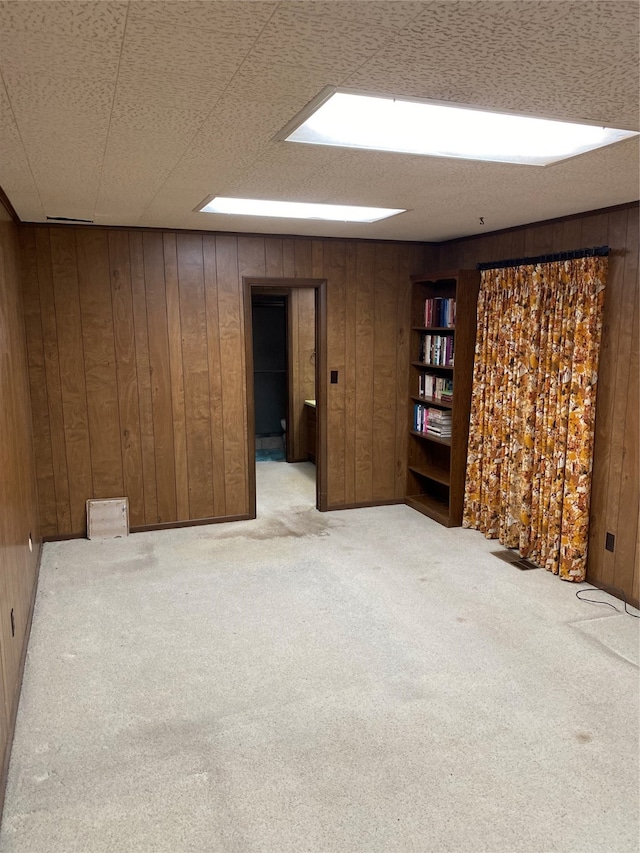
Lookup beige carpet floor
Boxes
[1,461,638,852]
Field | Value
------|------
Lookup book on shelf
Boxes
[424,297,456,328]
[414,403,452,435]
[418,373,454,401]
[419,333,454,367]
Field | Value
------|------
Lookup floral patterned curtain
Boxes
[463,256,607,581]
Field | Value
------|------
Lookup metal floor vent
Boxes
[491,549,539,571]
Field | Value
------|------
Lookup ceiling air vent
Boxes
[46,215,94,223]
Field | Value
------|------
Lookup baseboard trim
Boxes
[0,541,44,821]
[323,498,405,512]
[42,514,253,541]
[42,532,84,543]
[130,514,251,533]
[584,576,639,613]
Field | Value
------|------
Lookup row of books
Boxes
[419,334,454,367]
[414,405,452,436]
[424,297,455,328]
[418,373,453,401]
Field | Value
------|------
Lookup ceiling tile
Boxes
[127,1,278,36]
[115,20,258,110]
[280,1,427,30]
[224,4,399,103]
[346,0,639,128]
[0,81,43,220]
[0,0,127,39]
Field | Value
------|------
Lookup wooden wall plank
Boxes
[203,236,226,517]
[608,206,639,598]
[143,231,177,524]
[76,230,123,500]
[265,238,284,277]
[34,228,71,534]
[216,236,248,516]
[20,229,57,536]
[163,233,189,521]
[372,243,398,500]
[177,233,214,520]
[344,243,357,504]
[394,245,416,499]
[299,288,316,414]
[580,212,609,249]
[108,231,144,526]
[354,242,375,503]
[613,263,639,600]
[238,236,267,279]
[288,287,316,461]
[324,240,347,506]
[129,232,158,525]
[282,239,295,278]
[590,210,629,585]
[288,288,302,460]
[294,239,312,279]
[559,217,582,252]
[50,228,92,533]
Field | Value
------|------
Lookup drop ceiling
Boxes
[0,0,638,241]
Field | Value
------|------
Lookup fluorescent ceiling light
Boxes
[199,196,404,222]
[282,90,638,166]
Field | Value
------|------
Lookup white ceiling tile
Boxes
[115,20,258,110]
[346,0,639,128]
[0,0,127,38]
[280,1,428,30]
[0,27,123,82]
[224,4,400,103]
[127,1,278,36]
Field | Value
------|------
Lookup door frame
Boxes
[243,277,328,515]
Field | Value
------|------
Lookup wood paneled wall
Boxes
[438,203,640,607]
[0,202,41,813]
[20,227,431,534]
[288,287,316,462]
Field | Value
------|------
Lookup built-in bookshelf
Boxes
[406,270,480,527]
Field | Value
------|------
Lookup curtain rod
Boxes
[477,245,609,271]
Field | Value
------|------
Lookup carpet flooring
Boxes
[1,461,638,852]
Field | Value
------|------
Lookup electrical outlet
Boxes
[330,370,338,384]
[605,532,615,552]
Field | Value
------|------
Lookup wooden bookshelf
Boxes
[406,269,480,527]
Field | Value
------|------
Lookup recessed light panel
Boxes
[199,196,405,222]
[283,90,638,166]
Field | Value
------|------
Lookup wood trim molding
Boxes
[130,514,251,533]
[584,577,639,613]
[323,498,406,512]
[42,513,253,540]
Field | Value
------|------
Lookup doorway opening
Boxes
[252,293,288,462]
[243,278,327,516]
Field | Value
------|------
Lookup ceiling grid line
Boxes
[92,0,132,224]
[0,68,45,218]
